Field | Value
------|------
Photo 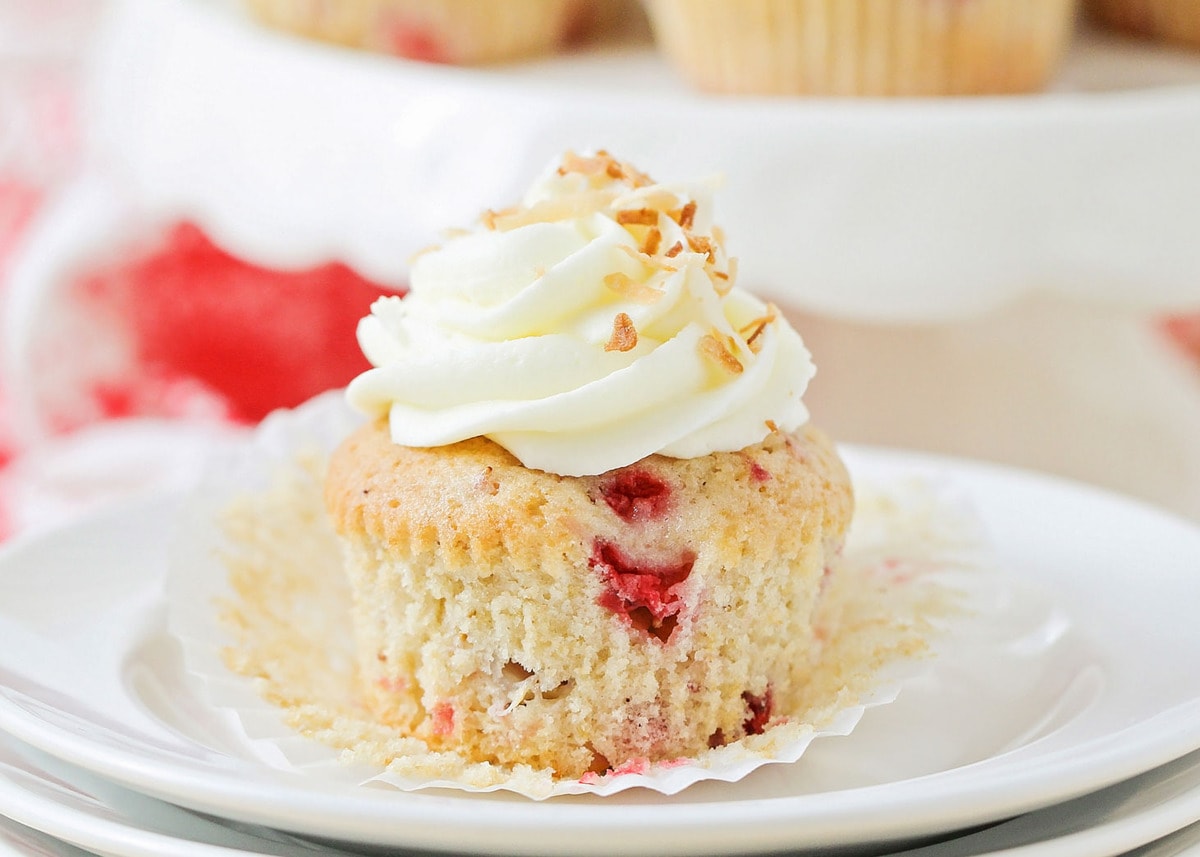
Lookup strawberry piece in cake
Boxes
[596,467,672,522]
[589,539,695,643]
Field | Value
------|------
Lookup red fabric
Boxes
[70,222,400,425]
[1163,313,1200,368]
[0,210,401,541]
[0,179,45,540]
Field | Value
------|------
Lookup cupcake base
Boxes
[1087,0,1200,48]
[245,0,591,64]
[645,0,1079,96]
[326,419,854,777]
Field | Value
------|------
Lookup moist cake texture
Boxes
[326,419,851,777]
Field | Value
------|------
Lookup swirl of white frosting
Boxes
[347,152,815,476]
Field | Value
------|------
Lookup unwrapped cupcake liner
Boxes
[644,0,1079,96]
[166,391,1062,799]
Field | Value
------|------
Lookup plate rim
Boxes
[7,735,1200,857]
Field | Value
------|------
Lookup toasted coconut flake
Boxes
[665,241,684,258]
[557,151,654,189]
[741,316,772,343]
[482,206,522,230]
[765,419,780,433]
[678,200,697,230]
[710,270,734,297]
[688,234,716,263]
[617,160,654,188]
[604,313,639,353]
[739,305,778,337]
[640,227,662,257]
[616,208,658,227]
[490,191,617,230]
[558,151,610,178]
[407,243,440,265]
[740,303,778,353]
[712,225,726,245]
[744,322,769,353]
[604,272,663,304]
[698,333,744,375]
[620,243,677,274]
[629,189,679,212]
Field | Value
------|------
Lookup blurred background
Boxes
[1,0,1199,541]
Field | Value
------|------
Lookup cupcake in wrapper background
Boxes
[644,0,1079,96]
[244,0,601,64]
[1086,0,1200,48]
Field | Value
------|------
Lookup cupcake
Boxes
[644,0,1079,96]
[324,151,853,778]
[1086,0,1200,48]
[244,0,594,64]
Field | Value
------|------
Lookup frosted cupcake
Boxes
[1086,0,1200,48]
[244,0,594,64]
[644,0,1079,96]
[324,151,853,778]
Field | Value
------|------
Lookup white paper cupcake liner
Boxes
[165,391,1058,799]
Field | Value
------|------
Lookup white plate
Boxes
[891,751,1200,857]
[3,728,1200,857]
[0,822,84,857]
[1,451,1200,856]
[80,0,1200,319]
[0,733,360,857]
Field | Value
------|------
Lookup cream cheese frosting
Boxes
[346,151,815,476]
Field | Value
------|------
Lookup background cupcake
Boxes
[1086,0,1200,48]
[245,0,599,64]
[644,0,1080,95]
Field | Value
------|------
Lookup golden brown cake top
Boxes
[326,417,852,574]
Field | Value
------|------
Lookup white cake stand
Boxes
[84,0,1200,320]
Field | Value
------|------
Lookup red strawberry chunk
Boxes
[430,702,455,736]
[385,21,451,63]
[597,468,671,522]
[590,539,693,642]
[742,688,773,736]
